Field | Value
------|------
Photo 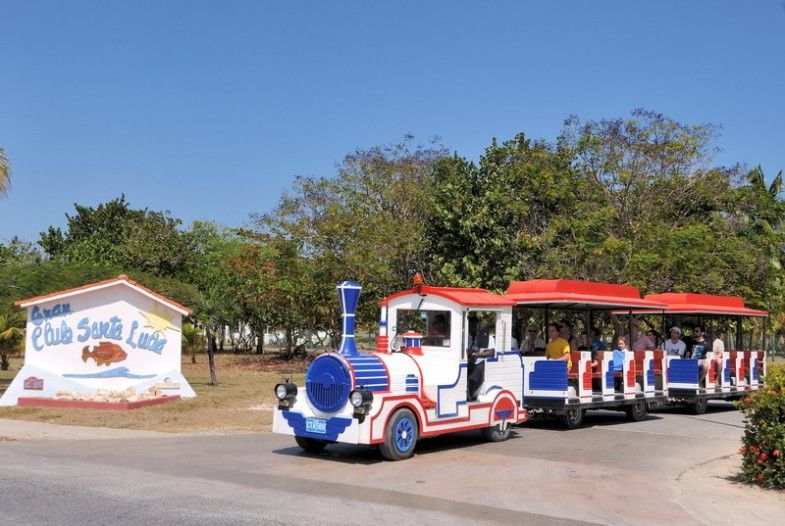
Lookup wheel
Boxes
[625,400,648,421]
[379,408,418,461]
[295,436,328,453]
[481,423,512,442]
[690,397,708,415]
[560,408,585,429]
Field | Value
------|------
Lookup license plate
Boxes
[305,417,327,434]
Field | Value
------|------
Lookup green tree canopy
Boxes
[39,195,194,278]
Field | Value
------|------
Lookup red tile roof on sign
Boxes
[505,279,667,310]
[14,274,192,316]
[381,286,517,307]
[643,293,767,317]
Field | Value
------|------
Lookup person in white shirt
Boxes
[520,325,546,355]
[663,326,686,358]
[712,332,725,382]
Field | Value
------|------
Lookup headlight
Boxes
[349,389,373,408]
[275,383,297,400]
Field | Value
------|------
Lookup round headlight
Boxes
[275,384,288,400]
[350,390,364,408]
[349,389,373,408]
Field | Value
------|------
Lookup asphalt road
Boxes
[0,402,750,526]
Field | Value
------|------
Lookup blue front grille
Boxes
[306,354,352,413]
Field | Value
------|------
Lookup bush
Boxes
[738,363,785,488]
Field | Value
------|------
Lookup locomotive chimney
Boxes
[337,281,361,357]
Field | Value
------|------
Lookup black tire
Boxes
[690,397,708,415]
[625,400,648,421]
[379,408,419,461]
[560,408,585,429]
[295,436,328,453]
[481,423,512,442]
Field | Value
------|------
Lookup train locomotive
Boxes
[272,280,528,460]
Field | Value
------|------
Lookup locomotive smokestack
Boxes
[337,281,361,357]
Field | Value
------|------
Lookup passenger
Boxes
[689,325,711,384]
[560,321,579,353]
[663,326,686,358]
[468,323,495,400]
[546,323,572,370]
[712,331,725,383]
[520,325,546,356]
[577,331,590,351]
[612,336,629,389]
[646,330,659,348]
[589,330,606,370]
[631,325,655,351]
[592,331,607,352]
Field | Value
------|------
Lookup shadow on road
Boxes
[652,401,738,415]
[272,428,524,464]
[523,410,664,431]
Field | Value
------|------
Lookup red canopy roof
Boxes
[505,279,666,310]
[644,293,767,317]
[381,286,516,307]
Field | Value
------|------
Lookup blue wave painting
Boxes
[63,367,157,379]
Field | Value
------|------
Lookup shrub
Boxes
[738,363,785,488]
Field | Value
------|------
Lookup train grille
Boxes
[305,355,351,413]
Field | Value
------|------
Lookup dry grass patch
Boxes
[0,354,306,433]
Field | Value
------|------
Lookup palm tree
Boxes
[0,146,10,197]
[0,311,25,371]
[181,323,205,364]
[744,166,785,235]
[746,165,783,200]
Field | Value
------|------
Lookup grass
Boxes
[0,354,307,433]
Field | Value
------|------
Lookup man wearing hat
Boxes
[663,326,686,358]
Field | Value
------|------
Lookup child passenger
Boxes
[612,337,629,390]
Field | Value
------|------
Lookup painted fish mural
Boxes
[81,341,127,366]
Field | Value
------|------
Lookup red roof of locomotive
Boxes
[381,286,516,307]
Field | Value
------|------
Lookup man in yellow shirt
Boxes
[546,323,572,370]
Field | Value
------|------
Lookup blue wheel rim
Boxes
[394,416,415,452]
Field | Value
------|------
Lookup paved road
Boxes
[0,402,755,525]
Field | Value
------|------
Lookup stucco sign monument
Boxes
[0,275,196,406]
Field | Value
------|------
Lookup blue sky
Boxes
[1,1,784,242]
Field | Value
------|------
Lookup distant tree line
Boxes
[1,109,784,375]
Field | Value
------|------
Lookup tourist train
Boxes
[272,277,768,460]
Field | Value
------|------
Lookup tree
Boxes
[0,146,10,197]
[556,108,732,289]
[0,237,40,267]
[0,310,24,370]
[181,323,204,364]
[39,195,194,278]
[181,221,248,383]
[427,133,580,290]
[262,136,447,330]
[231,234,326,358]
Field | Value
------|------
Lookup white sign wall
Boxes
[0,280,196,405]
